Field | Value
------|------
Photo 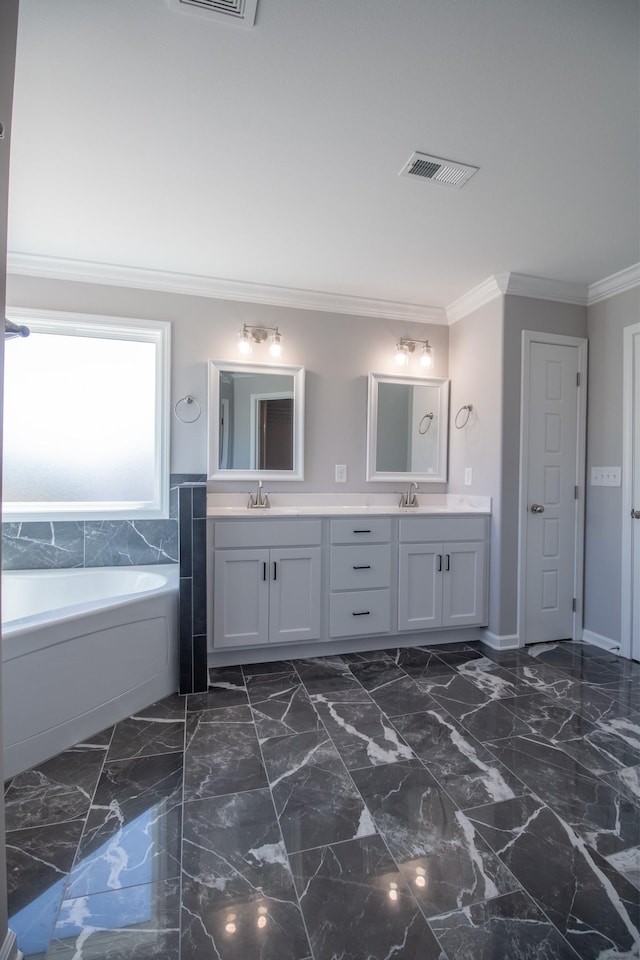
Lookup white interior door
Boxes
[622,324,640,661]
[519,334,587,645]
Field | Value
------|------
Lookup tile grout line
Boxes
[242,659,318,960]
[296,663,456,959]
[42,722,117,954]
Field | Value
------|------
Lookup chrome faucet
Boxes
[247,480,270,509]
[399,481,419,508]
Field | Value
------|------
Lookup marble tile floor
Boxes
[4,639,640,960]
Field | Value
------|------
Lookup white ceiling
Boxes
[7,0,640,313]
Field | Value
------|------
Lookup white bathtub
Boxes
[1,565,179,778]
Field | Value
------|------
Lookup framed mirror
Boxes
[208,360,305,480]
[366,372,449,482]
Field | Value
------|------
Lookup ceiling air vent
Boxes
[399,152,478,189]
[169,0,258,28]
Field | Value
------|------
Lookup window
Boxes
[3,309,170,521]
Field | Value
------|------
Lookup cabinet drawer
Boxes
[213,519,322,549]
[329,590,391,638]
[330,544,391,590]
[399,516,488,543]
[330,518,391,544]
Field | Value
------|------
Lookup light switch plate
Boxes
[335,464,347,483]
[590,466,621,486]
[464,467,472,486]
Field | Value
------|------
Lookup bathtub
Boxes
[1,565,179,778]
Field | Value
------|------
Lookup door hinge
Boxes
[575,485,579,499]
[572,598,577,612]
[577,372,581,386]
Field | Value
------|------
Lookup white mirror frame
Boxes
[366,372,449,482]
[208,359,305,480]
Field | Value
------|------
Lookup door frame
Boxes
[621,322,640,660]
[517,331,588,646]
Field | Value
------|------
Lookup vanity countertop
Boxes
[207,494,491,518]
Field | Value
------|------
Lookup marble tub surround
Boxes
[4,639,640,960]
[207,490,491,516]
[2,518,178,570]
[1,474,206,572]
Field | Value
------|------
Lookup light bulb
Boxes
[420,343,433,368]
[269,330,282,358]
[257,916,267,929]
[225,922,237,935]
[238,328,252,355]
[395,343,409,366]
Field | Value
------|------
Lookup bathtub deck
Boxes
[4,640,640,960]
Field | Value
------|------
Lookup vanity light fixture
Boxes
[394,337,434,371]
[237,324,283,358]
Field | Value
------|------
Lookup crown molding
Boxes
[446,271,590,323]
[503,272,588,305]
[588,262,640,305]
[445,274,507,324]
[6,252,447,325]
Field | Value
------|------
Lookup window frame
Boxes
[3,308,171,522]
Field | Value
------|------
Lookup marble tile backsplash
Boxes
[1,476,206,571]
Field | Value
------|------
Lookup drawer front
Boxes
[330,544,391,590]
[329,590,391,638]
[213,519,322,549]
[399,516,488,543]
[330,518,391,544]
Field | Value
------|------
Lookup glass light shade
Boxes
[269,330,282,358]
[420,343,433,368]
[238,329,252,355]
[395,343,409,366]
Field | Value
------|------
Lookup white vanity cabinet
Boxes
[329,519,392,638]
[212,520,322,648]
[209,509,490,656]
[398,517,488,631]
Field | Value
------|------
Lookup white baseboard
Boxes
[581,629,620,653]
[0,929,22,960]
[481,631,520,650]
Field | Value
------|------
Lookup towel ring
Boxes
[418,413,434,435]
[174,396,201,423]
[455,404,473,429]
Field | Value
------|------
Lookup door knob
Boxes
[530,504,545,514]
[632,509,640,519]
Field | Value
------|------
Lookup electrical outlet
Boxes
[591,466,621,486]
[335,464,347,483]
[464,467,472,486]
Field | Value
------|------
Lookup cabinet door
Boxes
[213,549,270,648]
[269,547,322,644]
[398,543,443,631]
[442,541,486,627]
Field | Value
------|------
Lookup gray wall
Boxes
[1,0,20,944]
[449,294,588,641]
[7,272,637,648]
[448,296,504,635]
[584,285,640,642]
[6,274,450,492]
[500,296,588,638]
